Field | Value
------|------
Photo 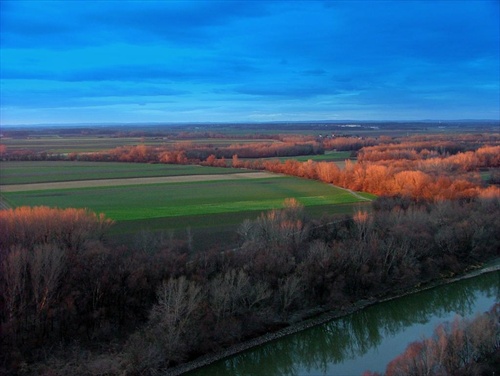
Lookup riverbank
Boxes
[166,259,500,376]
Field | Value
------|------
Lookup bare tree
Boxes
[148,276,204,363]
[29,244,66,319]
[278,274,304,319]
[2,246,29,324]
[210,269,250,321]
[245,279,272,312]
[353,210,373,242]
[237,219,254,242]
[186,227,193,253]
[241,198,310,251]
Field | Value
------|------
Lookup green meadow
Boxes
[250,150,353,162]
[0,161,250,185]
[287,151,353,162]
[2,177,365,221]
[1,161,372,248]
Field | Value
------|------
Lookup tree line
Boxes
[2,133,499,201]
[251,145,500,200]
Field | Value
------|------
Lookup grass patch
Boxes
[1,159,374,250]
[111,201,372,250]
[290,152,353,162]
[480,172,490,181]
[3,177,366,221]
[0,161,251,185]
[240,151,353,163]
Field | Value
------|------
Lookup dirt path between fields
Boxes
[331,184,373,201]
[346,188,372,201]
[0,195,11,209]
[0,172,279,192]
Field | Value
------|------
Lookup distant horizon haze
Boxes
[2,119,499,130]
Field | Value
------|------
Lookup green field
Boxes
[287,151,353,162]
[2,177,368,220]
[0,161,251,185]
[113,200,372,250]
[241,150,353,163]
[1,161,373,249]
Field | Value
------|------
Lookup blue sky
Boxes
[1,0,499,125]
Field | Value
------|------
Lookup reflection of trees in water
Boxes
[494,271,500,301]
[197,271,498,376]
[222,342,301,376]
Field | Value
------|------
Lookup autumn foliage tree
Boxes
[0,206,113,251]
[383,304,500,376]
[248,143,500,200]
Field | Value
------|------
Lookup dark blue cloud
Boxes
[0,0,272,48]
[300,69,328,77]
[1,80,186,108]
[1,0,498,124]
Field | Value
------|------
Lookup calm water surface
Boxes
[189,271,499,376]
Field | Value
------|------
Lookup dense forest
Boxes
[1,131,499,374]
[1,197,499,374]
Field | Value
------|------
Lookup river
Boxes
[187,270,499,376]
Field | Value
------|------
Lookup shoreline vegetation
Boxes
[166,261,500,376]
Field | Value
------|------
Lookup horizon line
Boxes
[2,118,499,128]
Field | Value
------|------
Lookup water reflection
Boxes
[189,271,499,376]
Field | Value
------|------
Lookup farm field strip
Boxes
[1,160,372,249]
[2,177,366,221]
[0,194,11,210]
[0,161,253,185]
[1,137,150,153]
[241,151,353,162]
[1,136,280,153]
[0,172,278,192]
